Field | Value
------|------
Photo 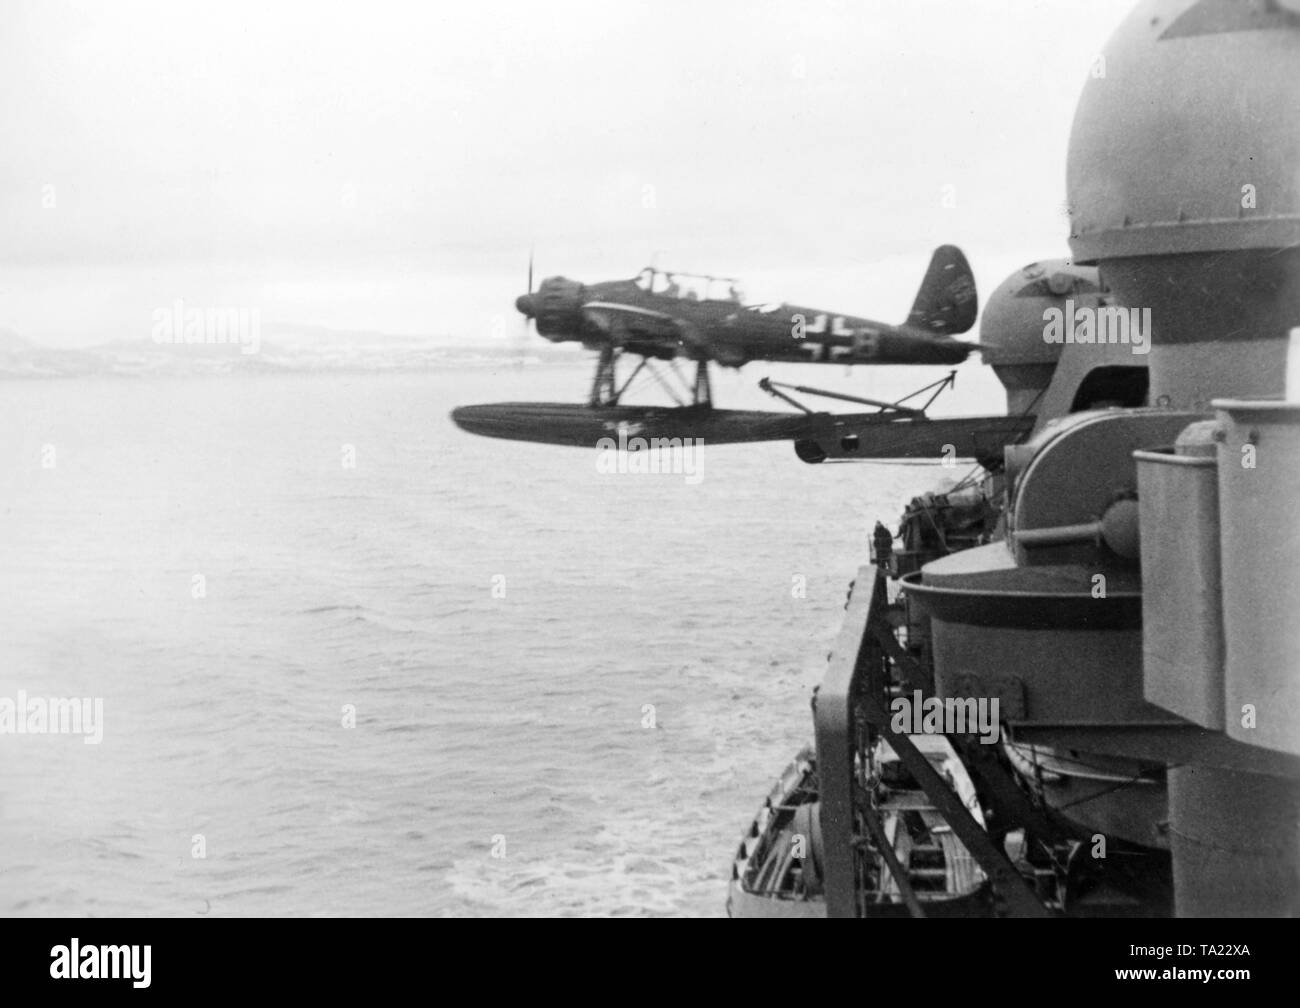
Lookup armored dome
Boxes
[979,260,1107,367]
[1067,0,1300,263]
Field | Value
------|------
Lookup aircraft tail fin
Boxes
[903,245,978,336]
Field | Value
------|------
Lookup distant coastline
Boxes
[0,326,584,378]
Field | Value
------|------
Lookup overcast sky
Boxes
[0,0,1136,346]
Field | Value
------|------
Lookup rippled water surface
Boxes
[0,362,992,915]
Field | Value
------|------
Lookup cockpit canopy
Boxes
[633,267,743,304]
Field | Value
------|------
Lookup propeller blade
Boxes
[513,247,535,363]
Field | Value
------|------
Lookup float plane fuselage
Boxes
[449,245,1028,462]
[513,245,978,374]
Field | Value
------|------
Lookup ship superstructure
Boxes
[732,0,1300,918]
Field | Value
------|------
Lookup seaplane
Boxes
[450,246,1033,465]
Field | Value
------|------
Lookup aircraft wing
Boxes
[582,301,681,348]
[451,401,1035,463]
[451,401,813,445]
[582,301,677,328]
[581,301,715,360]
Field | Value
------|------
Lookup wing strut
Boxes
[588,348,715,409]
[588,346,619,407]
[693,360,713,408]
